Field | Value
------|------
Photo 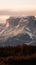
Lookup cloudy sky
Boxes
[0,0,36,16]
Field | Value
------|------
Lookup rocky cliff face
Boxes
[0,16,36,46]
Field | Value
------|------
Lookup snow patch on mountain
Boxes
[0,16,36,46]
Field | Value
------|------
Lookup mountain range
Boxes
[0,16,36,46]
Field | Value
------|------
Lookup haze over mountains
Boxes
[0,16,36,46]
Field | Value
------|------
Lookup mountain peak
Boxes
[0,16,36,46]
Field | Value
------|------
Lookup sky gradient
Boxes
[0,0,36,10]
[0,0,36,16]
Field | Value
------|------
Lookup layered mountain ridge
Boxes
[0,16,36,46]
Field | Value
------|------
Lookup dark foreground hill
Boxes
[0,44,36,65]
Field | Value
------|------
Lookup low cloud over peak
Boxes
[0,10,36,16]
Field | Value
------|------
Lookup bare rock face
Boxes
[0,16,36,46]
[26,16,36,38]
[6,17,21,28]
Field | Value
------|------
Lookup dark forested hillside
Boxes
[0,44,36,65]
